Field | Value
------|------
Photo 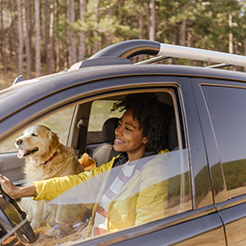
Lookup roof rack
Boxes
[90,39,246,68]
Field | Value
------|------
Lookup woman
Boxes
[0,93,174,236]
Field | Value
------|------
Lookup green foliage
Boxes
[223,159,246,190]
[2,0,246,77]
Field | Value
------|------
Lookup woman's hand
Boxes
[0,174,20,199]
[0,175,36,199]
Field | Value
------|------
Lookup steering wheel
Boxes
[0,186,37,244]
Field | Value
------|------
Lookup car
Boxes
[0,39,246,245]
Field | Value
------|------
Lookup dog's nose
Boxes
[15,139,23,145]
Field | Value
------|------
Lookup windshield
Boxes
[0,149,191,245]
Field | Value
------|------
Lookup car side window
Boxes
[202,86,246,198]
[0,106,75,153]
[87,100,122,144]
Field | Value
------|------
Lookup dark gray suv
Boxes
[0,39,246,245]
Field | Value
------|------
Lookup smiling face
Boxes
[114,109,147,162]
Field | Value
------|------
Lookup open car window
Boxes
[88,100,122,132]
[0,106,75,153]
[0,149,191,245]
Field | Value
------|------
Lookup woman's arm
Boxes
[0,157,115,201]
[0,174,36,199]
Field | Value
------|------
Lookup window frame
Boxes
[191,77,246,206]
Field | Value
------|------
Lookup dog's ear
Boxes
[48,130,60,151]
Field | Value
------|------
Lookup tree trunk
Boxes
[44,0,50,74]
[0,0,6,73]
[10,1,18,71]
[229,13,233,70]
[79,0,87,61]
[149,0,155,41]
[53,0,59,71]
[187,28,193,65]
[139,12,143,39]
[93,0,99,53]
[244,39,246,72]
[17,0,23,75]
[144,2,149,40]
[68,0,76,67]
[49,0,54,73]
[24,0,31,79]
[179,19,186,46]
[35,0,41,77]
[229,13,233,54]
[46,0,54,74]
[179,6,186,46]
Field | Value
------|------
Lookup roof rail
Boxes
[90,39,160,60]
[12,75,25,85]
[90,39,246,68]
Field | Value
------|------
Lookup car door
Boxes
[46,77,226,246]
[0,71,226,245]
[191,77,246,245]
[46,76,226,245]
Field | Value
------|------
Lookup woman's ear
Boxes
[143,138,148,145]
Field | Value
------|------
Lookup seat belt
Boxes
[77,118,88,157]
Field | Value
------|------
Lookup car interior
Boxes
[0,89,192,245]
[67,90,180,168]
[0,90,181,183]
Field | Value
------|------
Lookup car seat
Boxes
[92,117,121,166]
[167,116,178,151]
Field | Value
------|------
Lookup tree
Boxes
[24,0,31,79]
[0,0,6,73]
[35,0,41,77]
[44,0,55,74]
[17,0,23,75]
[149,0,155,41]
[68,0,76,66]
[2,0,246,82]
[79,0,87,60]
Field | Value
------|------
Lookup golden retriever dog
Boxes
[15,125,90,230]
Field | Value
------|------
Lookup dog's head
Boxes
[15,125,59,160]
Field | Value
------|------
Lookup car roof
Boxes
[1,63,246,121]
[2,38,246,131]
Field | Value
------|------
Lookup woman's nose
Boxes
[115,126,122,136]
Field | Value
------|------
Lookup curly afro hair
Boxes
[111,93,174,152]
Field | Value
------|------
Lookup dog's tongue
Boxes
[17,149,25,159]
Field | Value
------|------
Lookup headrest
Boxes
[102,117,119,143]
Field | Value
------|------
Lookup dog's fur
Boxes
[15,125,89,229]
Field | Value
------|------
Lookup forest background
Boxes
[0,0,246,90]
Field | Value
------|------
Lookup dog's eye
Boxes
[32,133,38,137]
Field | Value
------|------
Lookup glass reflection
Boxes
[203,86,246,198]
[1,150,191,245]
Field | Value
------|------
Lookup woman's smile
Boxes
[114,109,147,162]
[114,138,124,144]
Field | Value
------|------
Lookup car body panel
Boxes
[1,40,246,244]
[0,75,220,245]
[67,206,225,246]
